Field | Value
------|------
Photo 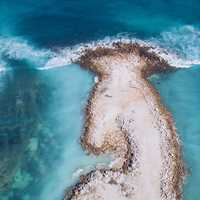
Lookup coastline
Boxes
[65,42,185,200]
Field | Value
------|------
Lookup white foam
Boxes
[44,26,200,69]
[43,35,144,69]
[0,36,54,71]
[1,25,200,72]
[149,25,200,67]
[0,36,53,60]
[72,168,84,178]
[0,65,5,73]
[0,60,6,73]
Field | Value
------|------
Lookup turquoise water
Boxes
[1,0,200,199]
[150,65,200,200]
[0,64,108,200]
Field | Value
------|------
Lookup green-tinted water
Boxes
[150,65,200,200]
[0,64,109,200]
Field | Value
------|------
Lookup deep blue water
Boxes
[0,0,200,199]
[1,0,200,47]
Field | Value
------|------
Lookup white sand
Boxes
[69,53,183,200]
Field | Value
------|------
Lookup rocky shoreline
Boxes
[64,42,185,200]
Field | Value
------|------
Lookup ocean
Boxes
[0,0,200,199]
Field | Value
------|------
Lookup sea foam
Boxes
[1,25,200,72]
[0,36,52,59]
[0,36,54,70]
[150,25,200,67]
[44,25,200,69]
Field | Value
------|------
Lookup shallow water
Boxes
[0,0,200,199]
[0,64,109,200]
[150,65,200,200]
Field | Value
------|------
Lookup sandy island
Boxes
[64,43,185,200]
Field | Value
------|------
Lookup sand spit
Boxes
[65,43,185,200]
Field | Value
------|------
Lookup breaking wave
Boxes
[42,25,200,69]
[150,25,200,67]
[0,36,54,70]
[0,25,200,72]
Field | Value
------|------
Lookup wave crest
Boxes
[150,25,200,67]
[0,36,54,69]
[45,25,200,69]
[1,25,200,72]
